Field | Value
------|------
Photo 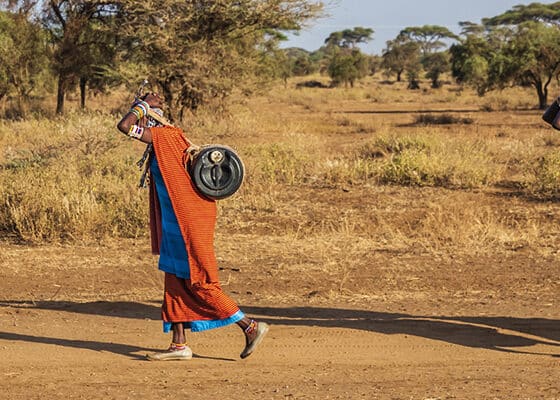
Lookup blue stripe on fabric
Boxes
[150,156,190,279]
[163,321,187,333]
[162,310,245,333]
[190,310,245,332]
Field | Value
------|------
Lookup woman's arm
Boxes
[116,93,164,143]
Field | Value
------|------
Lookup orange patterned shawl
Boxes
[148,126,241,327]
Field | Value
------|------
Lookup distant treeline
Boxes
[1,0,560,118]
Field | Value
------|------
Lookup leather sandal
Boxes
[240,321,269,359]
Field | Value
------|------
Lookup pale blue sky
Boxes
[283,0,558,54]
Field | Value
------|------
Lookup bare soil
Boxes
[1,185,559,400]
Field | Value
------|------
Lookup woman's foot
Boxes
[240,320,269,359]
[147,343,193,361]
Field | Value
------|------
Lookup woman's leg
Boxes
[237,317,269,359]
[146,322,192,361]
[172,322,186,345]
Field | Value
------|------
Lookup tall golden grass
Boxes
[0,76,559,257]
[0,113,146,241]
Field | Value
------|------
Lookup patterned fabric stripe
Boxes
[190,310,245,332]
[150,156,190,279]
[163,310,245,333]
[151,126,218,285]
[151,127,242,326]
[149,171,162,255]
[162,273,241,331]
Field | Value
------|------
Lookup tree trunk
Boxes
[408,79,420,90]
[179,106,185,124]
[396,71,402,82]
[536,82,547,110]
[157,80,176,123]
[56,74,65,115]
[79,77,87,109]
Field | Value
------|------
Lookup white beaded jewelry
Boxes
[128,124,144,139]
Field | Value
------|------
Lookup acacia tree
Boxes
[422,51,450,88]
[450,21,520,95]
[323,26,372,87]
[494,21,560,108]
[381,37,421,83]
[327,47,369,87]
[117,0,323,121]
[398,25,458,56]
[482,1,560,25]
[449,25,492,95]
[482,2,560,108]
[43,0,120,114]
[255,30,294,87]
[393,25,458,89]
[324,26,373,48]
[452,3,560,108]
[283,47,317,77]
[0,9,50,116]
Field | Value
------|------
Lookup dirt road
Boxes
[0,240,558,400]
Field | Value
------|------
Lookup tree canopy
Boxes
[322,26,373,87]
[117,0,323,120]
[0,0,324,117]
[37,0,122,114]
[324,26,373,48]
[452,7,560,108]
[397,25,459,55]
[4,1,560,115]
[0,9,50,115]
[483,1,560,25]
[381,37,421,83]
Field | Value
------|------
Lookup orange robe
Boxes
[149,126,243,332]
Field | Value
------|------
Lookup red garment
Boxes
[149,126,240,324]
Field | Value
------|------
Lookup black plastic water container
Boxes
[542,100,560,129]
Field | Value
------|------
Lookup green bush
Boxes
[528,151,560,199]
[364,135,432,156]
[329,134,502,189]
[376,147,492,188]
[245,142,314,185]
[413,113,474,125]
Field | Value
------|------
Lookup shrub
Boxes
[358,135,500,188]
[244,142,314,186]
[0,114,148,242]
[528,151,560,199]
[376,147,493,188]
[362,135,433,157]
[413,113,474,125]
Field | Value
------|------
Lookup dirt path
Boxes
[0,243,559,399]
[0,302,558,399]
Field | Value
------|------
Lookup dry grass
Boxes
[0,77,559,259]
[0,113,147,241]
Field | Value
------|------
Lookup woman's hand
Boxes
[143,92,164,109]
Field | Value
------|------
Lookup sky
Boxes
[282,0,558,55]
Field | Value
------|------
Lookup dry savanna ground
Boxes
[0,77,559,399]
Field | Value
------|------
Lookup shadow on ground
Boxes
[0,331,157,360]
[0,300,558,357]
[244,306,560,357]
